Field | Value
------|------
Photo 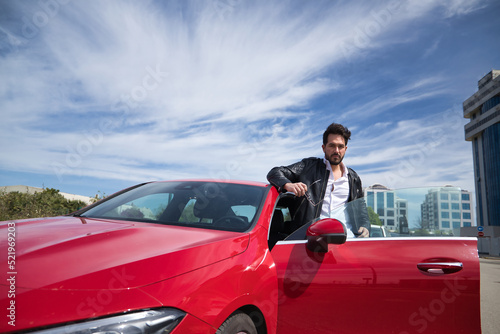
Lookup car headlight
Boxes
[29,308,186,334]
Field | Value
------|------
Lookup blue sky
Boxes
[0,0,499,199]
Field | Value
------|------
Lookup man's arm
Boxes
[267,160,308,196]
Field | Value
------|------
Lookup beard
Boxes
[327,154,344,166]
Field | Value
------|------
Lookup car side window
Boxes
[231,205,257,223]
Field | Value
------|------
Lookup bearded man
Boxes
[267,122,369,238]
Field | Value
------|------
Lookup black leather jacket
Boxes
[267,157,369,234]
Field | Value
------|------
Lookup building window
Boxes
[367,192,374,209]
[377,192,385,210]
[441,202,449,210]
[453,221,461,229]
[442,221,450,228]
[400,209,406,215]
[474,138,484,226]
[440,193,449,200]
[463,212,471,219]
[451,203,460,210]
[387,192,394,208]
[387,219,395,226]
[464,222,472,227]
[452,212,461,219]
[451,193,459,201]
[462,203,470,210]
[387,210,394,217]
[482,122,500,227]
[377,208,385,216]
[462,193,470,201]
[481,96,500,114]
[442,212,450,219]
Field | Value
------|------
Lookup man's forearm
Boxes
[267,166,292,192]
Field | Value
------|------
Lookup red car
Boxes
[0,180,480,333]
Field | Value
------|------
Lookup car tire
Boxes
[216,312,257,334]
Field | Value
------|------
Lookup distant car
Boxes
[370,224,392,237]
[0,181,481,333]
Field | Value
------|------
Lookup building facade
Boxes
[463,69,500,227]
[420,186,474,234]
[365,184,408,234]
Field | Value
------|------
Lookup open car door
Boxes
[270,187,480,334]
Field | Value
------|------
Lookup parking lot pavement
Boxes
[480,256,500,334]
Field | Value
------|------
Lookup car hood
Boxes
[1,216,249,290]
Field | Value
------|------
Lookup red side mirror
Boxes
[306,218,347,252]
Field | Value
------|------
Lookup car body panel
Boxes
[272,237,480,334]
[140,224,278,333]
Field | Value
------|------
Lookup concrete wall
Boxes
[461,226,500,256]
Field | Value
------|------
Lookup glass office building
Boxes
[420,187,474,233]
[365,184,409,234]
[463,70,500,227]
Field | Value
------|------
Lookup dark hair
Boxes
[323,123,351,145]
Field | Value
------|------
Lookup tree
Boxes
[90,191,107,204]
[411,216,430,236]
[367,207,382,226]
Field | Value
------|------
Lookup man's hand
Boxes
[357,226,369,238]
[283,182,308,197]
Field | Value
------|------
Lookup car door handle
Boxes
[417,262,463,274]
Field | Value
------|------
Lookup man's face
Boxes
[322,134,347,166]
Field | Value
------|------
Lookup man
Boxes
[267,122,369,237]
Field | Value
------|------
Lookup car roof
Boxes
[151,179,270,188]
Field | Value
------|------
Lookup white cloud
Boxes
[422,38,441,59]
[349,107,475,192]
[0,0,488,192]
[402,0,486,20]
[338,75,450,120]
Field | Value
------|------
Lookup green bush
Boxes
[0,188,87,221]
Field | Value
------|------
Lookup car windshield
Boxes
[78,181,266,232]
[327,186,474,238]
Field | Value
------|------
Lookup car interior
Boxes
[268,194,299,249]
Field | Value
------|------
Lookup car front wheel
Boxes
[216,312,257,334]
